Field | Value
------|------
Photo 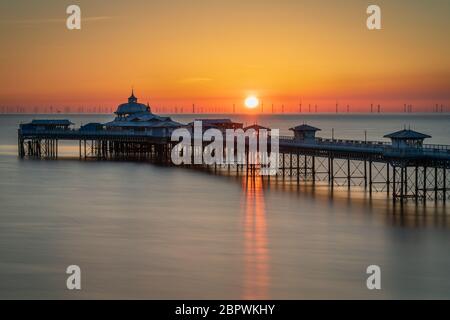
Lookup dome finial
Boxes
[128,87,137,103]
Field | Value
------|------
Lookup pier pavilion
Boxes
[188,119,243,133]
[20,120,74,131]
[384,129,431,149]
[104,91,182,136]
[243,124,271,137]
[289,124,321,143]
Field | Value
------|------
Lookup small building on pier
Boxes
[384,129,431,149]
[244,124,271,137]
[289,124,321,143]
[20,120,73,132]
[244,124,269,132]
[196,119,243,131]
[187,119,243,133]
[104,91,182,137]
[80,123,104,132]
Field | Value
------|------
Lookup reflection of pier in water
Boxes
[242,175,269,299]
[199,167,449,228]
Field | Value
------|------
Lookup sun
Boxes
[245,96,259,109]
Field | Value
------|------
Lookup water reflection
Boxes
[241,175,270,299]
[262,178,449,228]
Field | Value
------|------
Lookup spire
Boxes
[128,88,137,103]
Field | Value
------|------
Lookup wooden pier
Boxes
[18,123,450,204]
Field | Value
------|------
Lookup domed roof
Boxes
[115,90,150,115]
[115,102,148,115]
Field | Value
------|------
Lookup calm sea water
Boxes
[0,113,449,299]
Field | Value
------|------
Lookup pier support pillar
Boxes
[435,167,438,201]
[415,166,419,202]
[347,157,351,189]
[444,168,447,203]
[404,166,408,200]
[423,166,427,203]
[392,166,396,201]
[386,163,390,196]
[304,155,308,181]
[330,156,334,189]
[364,160,367,189]
[312,156,316,184]
[400,166,405,203]
[289,153,293,177]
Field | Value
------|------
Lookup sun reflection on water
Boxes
[242,175,270,299]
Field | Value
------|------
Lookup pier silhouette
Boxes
[18,121,450,204]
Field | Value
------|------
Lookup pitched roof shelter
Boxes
[289,124,321,132]
[384,129,431,140]
[384,129,431,148]
[289,124,321,143]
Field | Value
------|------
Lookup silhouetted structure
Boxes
[17,105,450,203]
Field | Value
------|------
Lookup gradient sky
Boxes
[0,0,449,112]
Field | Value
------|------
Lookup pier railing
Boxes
[279,136,450,157]
[422,143,450,151]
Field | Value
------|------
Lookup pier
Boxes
[17,122,450,203]
[16,94,450,203]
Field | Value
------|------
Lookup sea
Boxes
[0,113,449,299]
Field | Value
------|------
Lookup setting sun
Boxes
[245,96,260,109]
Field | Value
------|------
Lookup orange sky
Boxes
[0,0,449,112]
